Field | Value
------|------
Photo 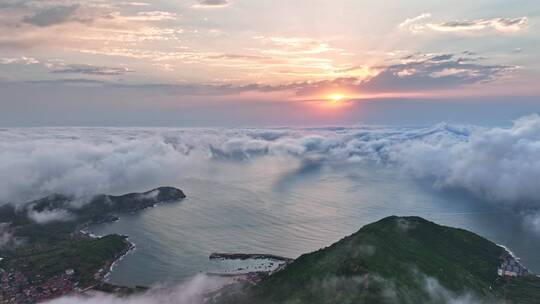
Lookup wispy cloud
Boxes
[48,274,229,304]
[0,2,535,97]
[22,4,82,27]
[118,2,151,7]
[360,52,513,92]
[430,17,529,33]
[253,36,338,55]
[0,56,39,65]
[192,0,231,9]
[0,224,21,249]
[123,11,178,21]
[50,64,131,76]
[398,13,432,33]
[400,14,529,34]
[0,1,183,50]
[271,52,514,95]
[27,208,73,224]
[0,51,514,97]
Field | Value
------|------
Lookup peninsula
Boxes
[0,187,185,303]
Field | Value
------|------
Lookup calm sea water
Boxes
[90,156,540,287]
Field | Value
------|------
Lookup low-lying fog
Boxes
[2,115,540,296]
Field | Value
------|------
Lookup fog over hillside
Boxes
[45,274,486,304]
[46,274,226,304]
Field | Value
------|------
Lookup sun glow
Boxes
[328,93,346,103]
[324,93,350,107]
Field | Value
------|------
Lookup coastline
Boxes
[77,191,187,288]
[79,222,140,291]
[95,236,136,283]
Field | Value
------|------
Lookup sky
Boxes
[0,0,539,126]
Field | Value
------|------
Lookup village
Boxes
[0,268,75,303]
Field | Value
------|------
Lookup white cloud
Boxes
[46,274,228,304]
[253,36,337,55]
[0,2,184,51]
[393,114,540,206]
[50,64,132,75]
[124,11,178,21]
[398,13,432,33]
[429,17,528,33]
[27,208,73,224]
[2,115,540,232]
[422,276,490,304]
[0,132,197,204]
[0,56,39,65]
[45,264,498,303]
[0,223,21,248]
[118,2,151,7]
[399,14,529,34]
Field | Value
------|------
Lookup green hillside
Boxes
[221,216,540,304]
[0,186,185,244]
[2,235,131,287]
[0,187,185,302]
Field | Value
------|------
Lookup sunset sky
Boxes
[1,0,539,126]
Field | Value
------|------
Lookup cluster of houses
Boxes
[0,268,76,303]
[497,252,529,277]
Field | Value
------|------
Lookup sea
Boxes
[89,156,540,287]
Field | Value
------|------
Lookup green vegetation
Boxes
[0,187,185,301]
[0,186,185,245]
[220,216,540,304]
[496,276,540,303]
[4,235,131,287]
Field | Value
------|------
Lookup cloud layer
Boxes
[2,116,540,303]
[2,115,540,209]
[395,114,540,206]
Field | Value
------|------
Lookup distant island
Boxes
[0,187,185,303]
[213,216,540,304]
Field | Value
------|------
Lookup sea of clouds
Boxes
[3,114,540,303]
[2,115,540,208]
[2,114,540,230]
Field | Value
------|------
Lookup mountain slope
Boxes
[222,216,540,304]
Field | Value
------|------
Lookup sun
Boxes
[316,92,352,108]
[328,93,346,103]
